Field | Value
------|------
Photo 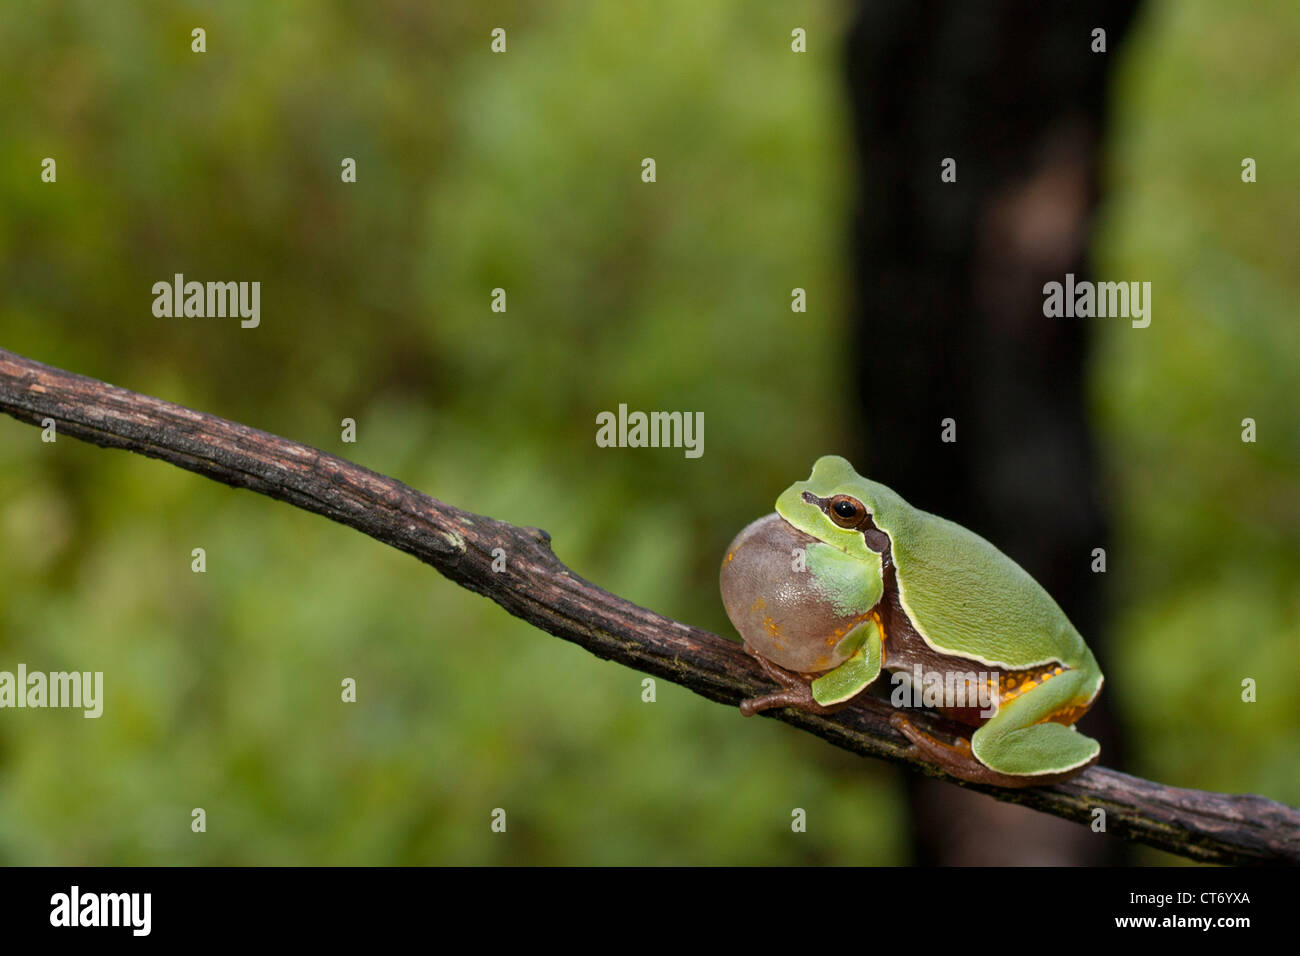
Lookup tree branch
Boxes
[1,347,1296,865]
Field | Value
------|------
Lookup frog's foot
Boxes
[740,643,847,717]
[889,714,1086,789]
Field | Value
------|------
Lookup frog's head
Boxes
[775,456,884,562]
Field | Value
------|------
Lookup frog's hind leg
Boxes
[969,666,1101,781]
[888,714,1080,788]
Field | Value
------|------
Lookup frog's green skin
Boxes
[719,456,1104,787]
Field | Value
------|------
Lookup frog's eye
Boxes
[827,495,866,528]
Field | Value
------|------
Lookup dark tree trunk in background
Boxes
[844,0,1142,864]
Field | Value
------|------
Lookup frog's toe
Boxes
[971,721,1101,778]
[740,687,842,717]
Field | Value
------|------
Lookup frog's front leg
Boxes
[741,618,884,717]
[739,644,842,716]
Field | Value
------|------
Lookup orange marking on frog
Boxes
[997,664,1073,710]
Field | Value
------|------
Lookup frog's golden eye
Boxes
[827,495,866,528]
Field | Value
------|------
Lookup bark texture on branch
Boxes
[1,347,1296,866]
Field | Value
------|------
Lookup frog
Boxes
[719,455,1103,787]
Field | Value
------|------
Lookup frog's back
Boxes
[862,479,1092,672]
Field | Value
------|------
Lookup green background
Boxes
[0,0,1296,864]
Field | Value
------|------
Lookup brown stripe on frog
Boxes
[800,491,892,554]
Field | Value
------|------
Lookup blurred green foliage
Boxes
[0,0,1295,864]
[1095,0,1300,858]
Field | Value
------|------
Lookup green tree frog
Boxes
[719,455,1103,787]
